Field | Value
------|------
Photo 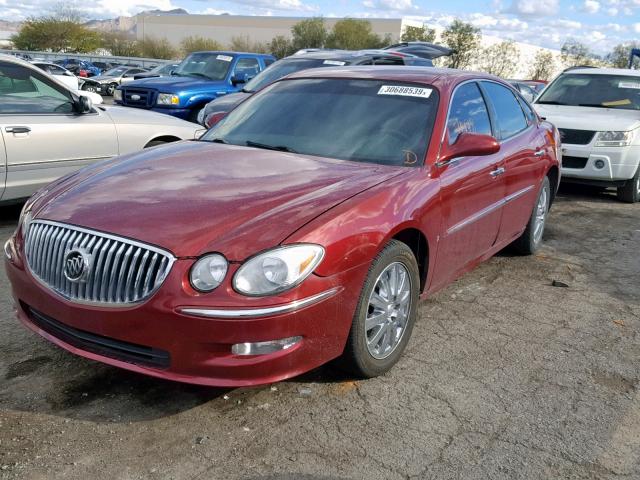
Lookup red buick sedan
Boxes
[5,67,560,386]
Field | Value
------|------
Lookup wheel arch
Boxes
[547,165,560,206]
[144,135,181,148]
[390,227,430,292]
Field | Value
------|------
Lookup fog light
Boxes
[231,336,302,356]
[594,159,606,170]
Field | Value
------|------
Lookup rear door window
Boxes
[481,81,528,139]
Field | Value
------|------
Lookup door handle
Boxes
[534,149,545,157]
[6,126,31,134]
[490,167,505,177]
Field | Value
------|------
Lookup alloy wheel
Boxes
[533,186,548,244]
[365,262,412,360]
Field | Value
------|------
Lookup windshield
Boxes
[201,78,439,167]
[104,67,128,77]
[244,58,347,92]
[173,53,233,80]
[537,73,640,110]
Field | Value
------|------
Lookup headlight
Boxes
[113,89,122,101]
[190,254,228,292]
[594,130,635,147]
[18,203,33,236]
[157,93,180,106]
[233,244,324,296]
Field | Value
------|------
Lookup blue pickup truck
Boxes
[114,51,275,122]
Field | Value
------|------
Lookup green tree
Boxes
[291,17,327,50]
[229,35,268,53]
[139,36,177,59]
[101,31,140,57]
[325,18,386,50]
[269,35,294,59]
[12,16,101,53]
[606,42,640,69]
[481,40,520,78]
[528,50,556,81]
[181,35,224,55]
[441,19,481,69]
[561,40,593,67]
[400,25,436,43]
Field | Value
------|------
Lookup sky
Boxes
[1,0,639,54]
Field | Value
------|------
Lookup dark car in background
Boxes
[54,59,101,77]
[199,49,436,127]
[383,42,454,61]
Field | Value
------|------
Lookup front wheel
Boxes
[82,83,97,93]
[338,240,420,378]
[511,176,551,255]
[106,83,117,96]
[616,167,640,203]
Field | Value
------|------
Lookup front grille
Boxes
[25,221,174,306]
[120,87,155,108]
[23,302,170,368]
[558,128,596,145]
[562,156,589,169]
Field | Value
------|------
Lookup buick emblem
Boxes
[131,94,141,101]
[63,249,90,283]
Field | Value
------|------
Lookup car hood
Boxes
[99,105,199,128]
[534,104,640,132]
[90,75,117,83]
[204,91,250,115]
[32,141,406,259]
[128,76,228,92]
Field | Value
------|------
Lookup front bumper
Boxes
[561,143,640,183]
[5,236,367,387]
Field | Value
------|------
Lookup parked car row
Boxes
[1,42,638,391]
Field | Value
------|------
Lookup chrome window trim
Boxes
[178,287,341,319]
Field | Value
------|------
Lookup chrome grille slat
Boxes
[24,220,174,306]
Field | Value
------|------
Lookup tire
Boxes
[144,140,168,148]
[82,83,97,93]
[106,83,117,96]
[511,176,551,255]
[616,167,640,203]
[338,239,420,378]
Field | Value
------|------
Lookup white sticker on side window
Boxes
[216,55,233,62]
[378,85,432,98]
[323,60,346,66]
[619,81,640,89]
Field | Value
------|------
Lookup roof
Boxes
[566,67,640,77]
[291,49,417,61]
[286,66,502,88]
[190,50,274,57]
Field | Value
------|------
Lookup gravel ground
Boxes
[0,185,638,480]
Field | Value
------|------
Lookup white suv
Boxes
[535,68,640,203]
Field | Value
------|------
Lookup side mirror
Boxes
[231,73,247,85]
[75,95,93,114]
[437,133,500,166]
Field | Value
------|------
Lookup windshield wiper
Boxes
[186,72,213,80]
[246,140,297,153]
[578,103,607,108]
[210,138,228,144]
[536,100,567,105]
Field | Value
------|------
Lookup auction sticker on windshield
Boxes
[377,85,433,98]
[323,60,346,66]
[216,55,233,62]
[619,81,640,89]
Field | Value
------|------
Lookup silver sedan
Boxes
[0,55,203,203]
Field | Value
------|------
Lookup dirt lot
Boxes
[0,185,638,480]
